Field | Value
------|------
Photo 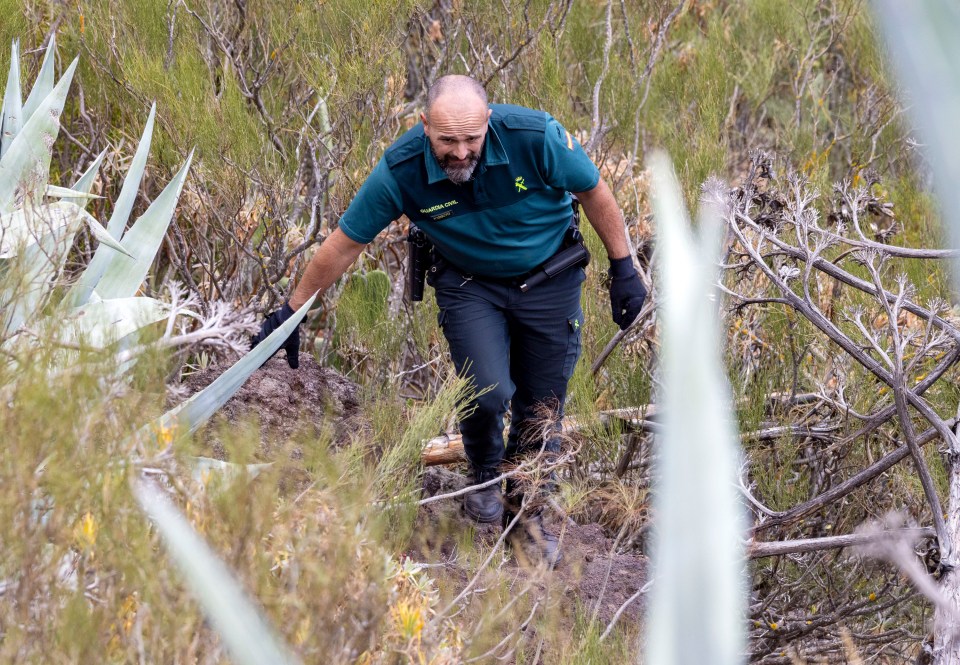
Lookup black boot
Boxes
[503,479,562,568]
[463,469,503,523]
[520,511,563,568]
[506,507,563,568]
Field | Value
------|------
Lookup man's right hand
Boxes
[608,256,647,331]
[250,303,301,369]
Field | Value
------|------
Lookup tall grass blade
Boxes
[872,2,960,288]
[132,480,301,665]
[0,57,78,214]
[0,40,23,159]
[643,151,746,665]
[21,34,57,121]
[150,295,315,439]
[66,106,156,307]
[93,151,193,300]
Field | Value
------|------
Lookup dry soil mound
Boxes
[179,352,364,460]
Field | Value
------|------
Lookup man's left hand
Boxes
[608,256,647,330]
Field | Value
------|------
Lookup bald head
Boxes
[426,75,488,119]
[421,75,492,184]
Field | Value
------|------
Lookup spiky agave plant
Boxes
[0,37,314,417]
[0,37,193,355]
[1,38,315,663]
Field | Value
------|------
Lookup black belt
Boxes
[465,267,540,288]
[443,225,590,292]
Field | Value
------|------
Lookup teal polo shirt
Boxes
[338,104,600,278]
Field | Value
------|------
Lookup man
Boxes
[253,75,646,565]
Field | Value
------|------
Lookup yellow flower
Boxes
[152,422,177,452]
[74,512,97,550]
[392,599,425,641]
[769,622,778,631]
[120,593,139,633]
[295,616,311,645]
[868,592,877,602]
[107,593,139,656]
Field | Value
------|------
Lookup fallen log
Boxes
[421,407,660,466]
[420,396,830,467]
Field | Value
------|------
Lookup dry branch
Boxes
[749,527,935,559]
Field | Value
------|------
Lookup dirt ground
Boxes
[181,352,648,632]
[180,353,365,459]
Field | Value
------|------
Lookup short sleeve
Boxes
[541,115,601,193]
[338,157,405,244]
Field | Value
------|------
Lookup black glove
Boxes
[608,256,647,330]
[250,303,301,369]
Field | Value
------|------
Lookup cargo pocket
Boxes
[562,311,584,379]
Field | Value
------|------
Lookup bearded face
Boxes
[432,144,482,184]
[421,93,491,186]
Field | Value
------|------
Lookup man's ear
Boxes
[420,112,430,136]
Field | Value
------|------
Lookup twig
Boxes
[585,0,614,155]
[432,505,527,621]
[600,579,653,641]
[416,452,572,506]
[591,300,654,375]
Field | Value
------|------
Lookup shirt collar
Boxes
[423,121,510,185]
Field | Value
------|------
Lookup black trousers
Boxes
[431,264,585,473]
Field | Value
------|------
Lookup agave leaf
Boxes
[148,296,315,440]
[1,220,77,335]
[106,103,156,240]
[21,34,57,122]
[60,297,170,348]
[0,207,32,257]
[77,205,131,257]
[0,40,23,159]
[643,151,746,665]
[189,457,273,484]
[93,150,193,300]
[0,201,129,336]
[1,202,128,263]
[0,57,78,214]
[45,185,102,200]
[872,2,960,290]
[1,201,87,257]
[64,148,107,210]
[65,105,156,308]
[133,480,301,665]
